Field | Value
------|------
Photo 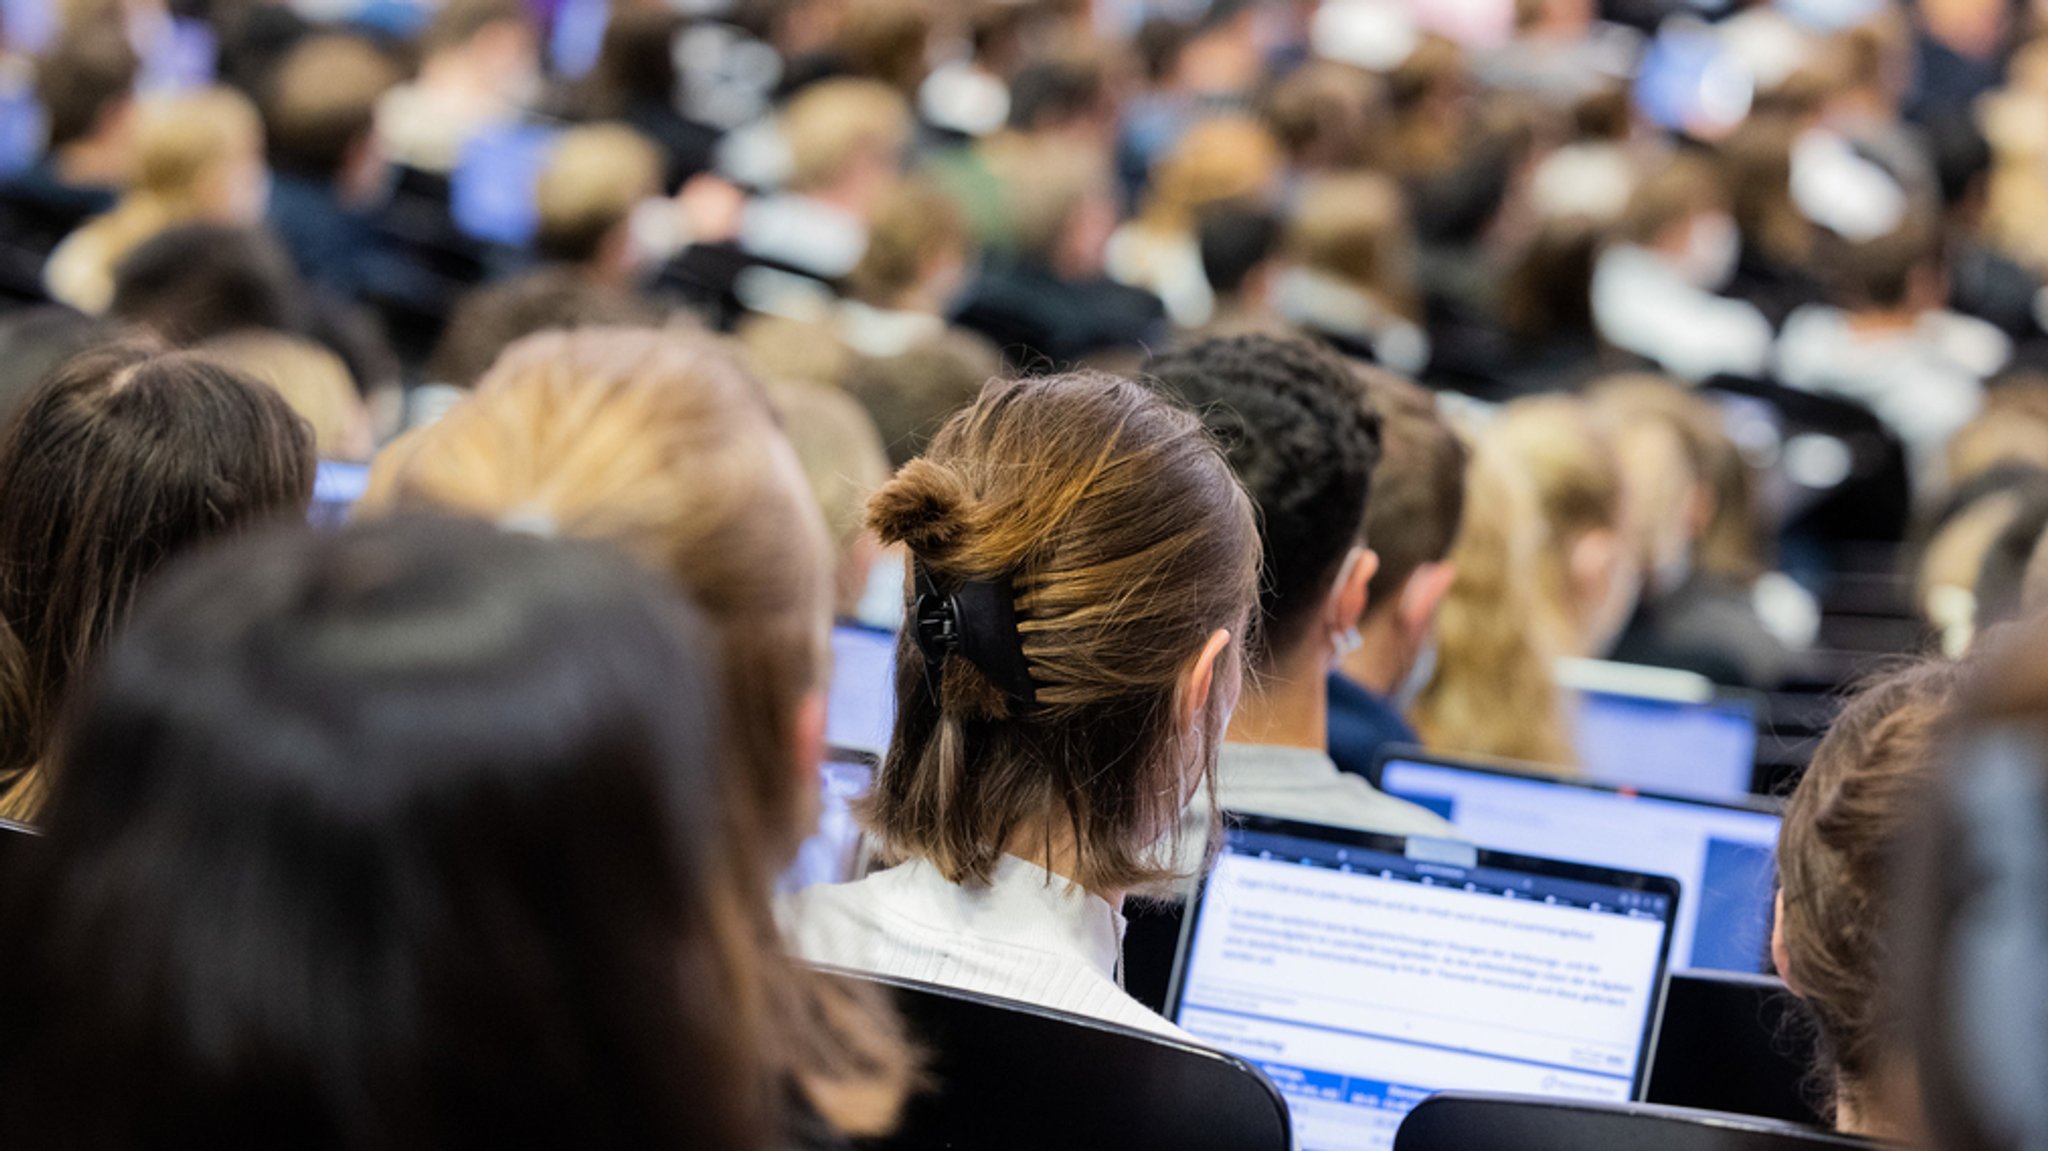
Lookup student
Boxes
[1329,370,1467,778]
[1106,115,1283,329]
[842,331,1003,468]
[45,87,270,313]
[1146,336,1451,837]
[261,34,405,299]
[838,178,973,359]
[374,0,541,176]
[569,7,722,191]
[0,518,849,1151]
[202,330,376,462]
[784,371,1259,1036]
[532,123,666,287]
[1271,172,1430,377]
[0,28,136,262]
[1774,659,1961,1141]
[0,344,315,823]
[765,376,895,623]
[363,328,913,1136]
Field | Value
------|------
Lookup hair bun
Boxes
[868,458,979,560]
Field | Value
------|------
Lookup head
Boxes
[1288,171,1419,317]
[1489,396,1637,659]
[779,78,911,209]
[1502,217,1600,342]
[1945,379,2048,491]
[37,26,137,160]
[533,124,664,276]
[263,34,402,192]
[842,330,1003,468]
[1353,369,1466,691]
[845,178,970,311]
[1197,201,1283,313]
[1261,59,1386,173]
[991,138,1117,278]
[0,518,778,1151]
[1774,660,1963,1138]
[0,343,315,819]
[1617,152,1739,290]
[1815,212,1946,315]
[129,86,269,226]
[421,0,540,83]
[1004,53,1113,141]
[1972,490,2048,633]
[201,330,375,462]
[110,224,312,346]
[765,377,894,620]
[1589,375,1734,597]
[580,7,683,118]
[834,0,935,96]
[1137,115,1283,234]
[863,372,1258,893]
[426,269,667,388]
[1145,336,1381,677]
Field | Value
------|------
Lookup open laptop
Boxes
[827,622,898,756]
[1169,816,1679,1151]
[1558,659,1760,802]
[1377,750,1781,974]
[779,747,878,894]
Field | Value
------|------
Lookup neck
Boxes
[55,137,124,188]
[1342,612,1407,696]
[1227,642,1332,751]
[1002,823,1121,909]
[1834,1064,1923,1144]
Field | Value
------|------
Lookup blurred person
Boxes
[1192,200,1291,339]
[45,86,268,314]
[952,140,1166,369]
[1917,475,2047,656]
[202,330,376,462]
[0,28,136,261]
[927,51,1117,251]
[1716,112,1829,329]
[1592,153,1774,382]
[1147,336,1453,838]
[1331,370,1468,778]
[0,518,877,1151]
[1774,658,1961,1142]
[570,8,722,191]
[842,329,1002,467]
[838,177,971,358]
[363,327,915,1140]
[1968,487,2048,633]
[833,0,936,99]
[1492,215,1608,396]
[0,343,314,823]
[734,312,860,390]
[1106,115,1284,329]
[785,372,1258,1036]
[533,122,666,287]
[374,0,541,175]
[766,377,894,621]
[261,33,405,299]
[1273,171,1430,377]
[1260,59,1387,174]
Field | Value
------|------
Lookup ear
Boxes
[1328,546,1379,633]
[1771,889,1800,994]
[1684,479,1715,544]
[1399,561,1458,637]
[1570,528,1620,599]
[794,687,828,790]
[1180,628,1235,731]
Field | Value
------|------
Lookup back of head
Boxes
[0,343,314,812]
[131,86,263,207]
[533,123,664,265]
[1140,115,1282,233]
[1357,368,1467,611]
[1289,171,1416,312]
[779,78,911,196]
[581,7,682,116]
[1261,59,1385,171]
[421,0,535,58]
[1197,201,1282,301]
[1946,378,2048,490]
[0,518,766,1151]
[834,0,934,95]
[989,136,1111,266]
[1815,212,1942,312]
[1489,395,1630,654]
[426,269,666,388]
[111,224,311,345]
[1144,335,1381,669]
[846,177,967,308]
[201,330,371,461]
[37,26,138,153]
[263,34,402,182]
[842,330,1002,468]
[765,376,893,616]
[1779,659,1962,1132]
[1617,151,1729,248]
[1005,54,1109,135]
[863,372,1258,891]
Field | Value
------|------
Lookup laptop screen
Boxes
[1380,755,1781,973]
[828,624,898,756]
[1171,818,1677,1151]
[309,461,371,528]
[779,751,876,894]
[1573,690,1758,802]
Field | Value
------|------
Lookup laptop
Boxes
[827,622,898,756]
[779,747,878,894]
[1170,816,1679,1151]
[1559,659,1760,801]
[1377,750,1782,974]
[450,122,563,247]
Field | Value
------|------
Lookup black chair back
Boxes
[836,970,1291,1151]
[1393,1093,1870,1151]
[0,817,38,885]
[1647,970,1824,1126]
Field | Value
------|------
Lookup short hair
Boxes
[1816,213,1943,310]
[534,123,664,265]
[0,518,775,1150]
[426,268,667,388]
[36,27,137,151]
[1197,201,1282,299]
[1617,151,1728,246]
[1261,59,1385,170]
[864,372,1259,892]
[843,329,1002,468]
[834,0,934,95]
[1005,55,1108,133]
[1289,171,1417,311]
[110,225,311,346]
[846,178,968,307]
[1145,336,1383,668]
[131,86,264,204]
[262,33,402,181]
[989,138,1109,262]
[1357,368,1467,610]
[0,343,314,818]
[779,78,911,195]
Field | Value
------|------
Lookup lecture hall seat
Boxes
[1393,1093,1874,1151]
[1647,971,1825,1127]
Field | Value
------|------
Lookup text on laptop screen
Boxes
[1573,690,1758,801]
[1172,823,1676,1151]
[779,756,875,894]
[827,624,898,756]
[1380,758,1781,973]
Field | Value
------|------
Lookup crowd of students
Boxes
[2,0,2048,1147]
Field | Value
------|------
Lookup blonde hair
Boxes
[201,331,371,461]
[534,123,664,264]
[1289,171,1419,317]
[1490,396,1627,656]
[987,137,1109,263]
[1136,115,1282,234]
[781,78,911,195]
[863,372,1259,892]
[1412,436,1575,767]
[765,376,893,619]
[361,328,914,1136]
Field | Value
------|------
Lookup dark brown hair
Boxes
[262,34,403,182]
[1778,658,1964,1121]
[1357,368,1467,611]
[0,343,315,821]
[37,26,137,151]
[863,372,1259,892]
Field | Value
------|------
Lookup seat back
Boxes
[0,817,38,885]
[837,970,1291,1151]
[1393,1093,1870,1151]
[1647,971,1824,1126]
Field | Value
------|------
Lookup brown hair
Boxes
[846,178,968,308]
[421,0,534,57]
[1289,171,1419,318]
[1357,368,1467,611]
[263,34,402,182]
[863,372,1258,892]
[1261,59,1386,172]
[427,268,668,387]
[835,0,935,95]
[37,26,137,152]
[842,330,1003,468]
[361,327,914,1136]
[1618,151,1729,247]
[1136,115,1283,234]
[534,123,665,265]
[1779,659,1963,1126]
[0,343,315,822]
[765,376,894,619]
